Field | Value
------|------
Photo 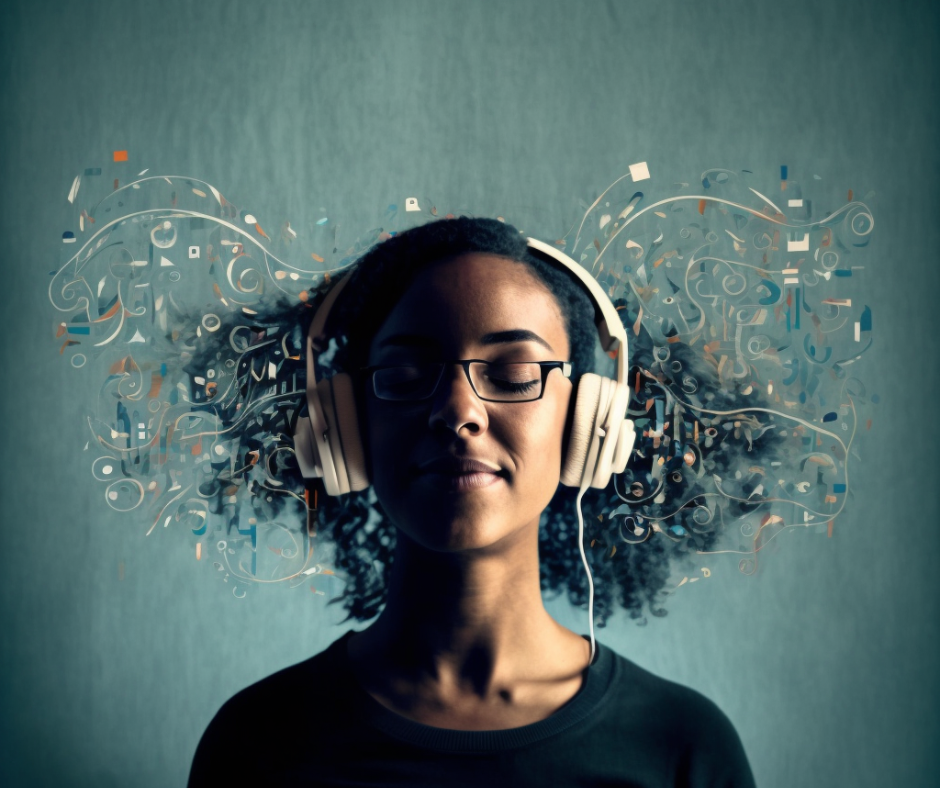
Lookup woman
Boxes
[188,217,755,787]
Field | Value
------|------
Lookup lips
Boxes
[414,456,505,492]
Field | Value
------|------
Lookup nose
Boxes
[427,363,489,436]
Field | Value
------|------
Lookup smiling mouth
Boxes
[421,470,504,492]
[414,458,506,492]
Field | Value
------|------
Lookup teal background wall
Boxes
[1,0,936,785]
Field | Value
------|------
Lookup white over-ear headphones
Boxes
[293,237,636,496]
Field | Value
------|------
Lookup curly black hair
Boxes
[182,215,772,627]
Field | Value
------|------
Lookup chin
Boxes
[375,475,550,554]
[398,511,523,555]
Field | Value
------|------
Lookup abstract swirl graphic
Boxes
[50,162,876,598]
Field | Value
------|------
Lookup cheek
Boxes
[504,399,569,485]
[364,400,420,496]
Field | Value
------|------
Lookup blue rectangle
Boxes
[781,165,788,180]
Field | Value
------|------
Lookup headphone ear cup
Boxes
[560,373,602,487]
[329,373,369,492]
[590,380,631,488]
[316,377,347,495]
[612,416,636,474]
[293,414,321,481]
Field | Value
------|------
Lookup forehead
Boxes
[368,253,569,355]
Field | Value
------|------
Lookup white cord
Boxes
[575,483,596,665]
[576,413,606,666]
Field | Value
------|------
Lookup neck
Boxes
[354,519,575,692]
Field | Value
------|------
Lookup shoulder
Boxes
[607,650,738,737]
[214,639,337,721]
[188,633,352,786]
[600,646,756,787]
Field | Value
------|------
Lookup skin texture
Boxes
[347,253,593,731]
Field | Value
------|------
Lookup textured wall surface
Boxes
[0,1,936,785]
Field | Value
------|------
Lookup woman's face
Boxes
[364,252,572,554]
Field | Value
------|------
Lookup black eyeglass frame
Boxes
[360,360,573,403]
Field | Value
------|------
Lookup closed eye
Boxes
[480,363,540,393]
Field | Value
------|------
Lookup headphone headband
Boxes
[308,238,628,387]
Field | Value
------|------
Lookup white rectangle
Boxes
[68,175,81,204]
[782,268,799,274]
[629,161,651,182]
[855,321,860,342]
[787,234,810,252]
[784,277,799,285]
[787,199,804,207]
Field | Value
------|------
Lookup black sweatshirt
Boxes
[189,630,755,787]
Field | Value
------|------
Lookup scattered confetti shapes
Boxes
[49,165,370,594]
[561,163,876,585]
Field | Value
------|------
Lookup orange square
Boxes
[113,150,128,162]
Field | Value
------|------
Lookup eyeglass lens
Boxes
[372,362,546,402]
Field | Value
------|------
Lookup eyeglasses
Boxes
[361,360,572,403]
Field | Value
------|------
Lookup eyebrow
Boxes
[481,329,554,351]
[377,329,554,352]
